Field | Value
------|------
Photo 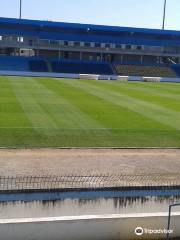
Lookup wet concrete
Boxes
[0,189,180,219]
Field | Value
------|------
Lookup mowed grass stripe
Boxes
[0,76,179,147]
[89,80,180,112]
[9,77,58,134]
[0,77,31,127]
[101,81,180,101]
[131,82,180,94]
[18,77,104,130]
[33,77,104,129]
[79,80,180,128]
[43,78,167,130]
[62,79,180,130]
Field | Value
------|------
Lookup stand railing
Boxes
[0,173,180,192]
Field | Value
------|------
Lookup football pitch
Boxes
[0,76,179,148]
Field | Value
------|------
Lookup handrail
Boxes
[167,203,180,240]
[0,174,180,192]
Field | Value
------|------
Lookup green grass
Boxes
[0,76,179,147]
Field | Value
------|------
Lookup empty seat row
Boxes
[0,56,29,71]
[29,60,49,72]
[0,56,48,72]
[114,64,177,78]
[0,56,179,78]
[51,60,114,75]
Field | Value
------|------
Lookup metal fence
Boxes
[0,173,180,192]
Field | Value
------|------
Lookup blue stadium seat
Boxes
[29,59,48,72]
[171,64,180,77]
[0,56,29,71]
[113,63,177,78]
[51,60,114,75]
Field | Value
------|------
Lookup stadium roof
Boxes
[1,17,180,46]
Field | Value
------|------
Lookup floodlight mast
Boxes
[19,0,22,19]
[162,0,167,30]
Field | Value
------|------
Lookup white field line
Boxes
[1,212,180,224]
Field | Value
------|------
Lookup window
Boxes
[29,40,33,46]
[18,37,24,42]
[39,39,49,45]
[126,45,132,50]
[136,45,142,50]
[105,44,110,48]
[50,40,58,45]
[84,42,91,47]
[73,41,80,47]
[116,44,122,49]
[64,41,69,46]
[95,43,101,48]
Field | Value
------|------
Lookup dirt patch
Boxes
[0,148,179,177]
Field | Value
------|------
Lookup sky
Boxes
[0,0,180,30]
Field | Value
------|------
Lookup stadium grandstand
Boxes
[0,17,180,77]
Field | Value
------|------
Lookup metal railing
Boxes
[1,40,180,56]
[167,203,180,240]
[0,173,180,192]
